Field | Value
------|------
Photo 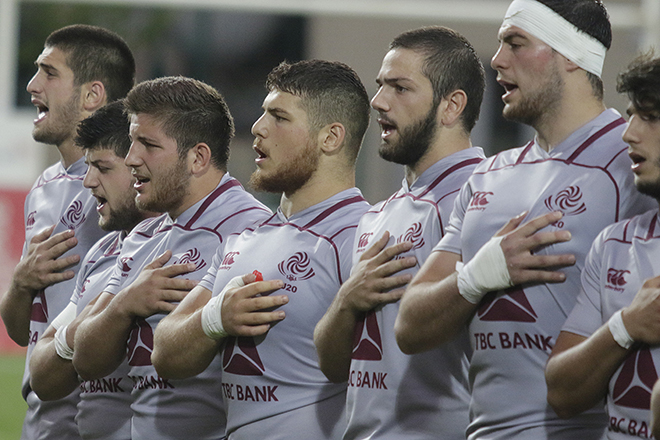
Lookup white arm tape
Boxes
[456,235,513,304]
[54,325,74,361]
[608,309,635,350]
[51,301,77,330]
[201,275,245,340]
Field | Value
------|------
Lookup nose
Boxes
[370,86,389,113]
[251,113,267,138]
[491,43,506,71]
[124,142,143,168]
[26,71,41,95]
[622,115,641,146]
[83,166,98,189]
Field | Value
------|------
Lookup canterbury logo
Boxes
[175,248,207,272]
[351,311,383,361]
[607,269,630,287]
[612,346,658,410]
[398,222,425,250]
[470,191,493,207]
[277,252,315,282]
[357,232,373,251]
[544,186,586,217]
[60,200,86,229]
[220,251,240,269]
[26,211,36,230]
[478,287,538,322]
[127,318,154,366]
[223,337,265,376]
[120,257,133,275]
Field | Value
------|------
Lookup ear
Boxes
[188,143,214,176]
[439,90,468,127]
[82,81,107,112]
[318,122,346,155]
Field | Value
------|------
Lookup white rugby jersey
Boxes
[104,174,271,440]
[564,208,660,440]
[345,148,484,440]
[61,231,132,440]
[435,110,656,440]
[198,188,370,439]
[21,157,106,440]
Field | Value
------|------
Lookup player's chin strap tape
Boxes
[608,309,635,350]
[54,325,74,361]
[201,275,245,340]
[456,235,513,304]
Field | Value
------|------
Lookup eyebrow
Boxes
[376,77,413,86]
[499,31,528,43]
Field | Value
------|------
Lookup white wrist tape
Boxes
[54,325,74,361]
[608,309,635,349]
[201,275,245,340]
[456,236,513,304]
[503,0,607,77]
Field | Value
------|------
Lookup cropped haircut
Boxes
[390,26,485,133]
[537,0,612,100]
[124,76,234,170]
[617,52,660,116]
[76,100,131,158]
[266,59,370,162]
[45,24,135,102]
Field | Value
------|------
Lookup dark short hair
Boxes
[124,76,234,170]
[266,59,370,162]
[45,24,135,102]
[617,52,660,115]
[537,0,612,100]
[75,100,131,158]
[390,26,486,133]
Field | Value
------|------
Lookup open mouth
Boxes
[132,172,150,190]
[498,80,518,99]
[33,101,49,123]
[94,195,108,211]
[377,117,397,138]
[629,151,646,171]
[253,145,268,164]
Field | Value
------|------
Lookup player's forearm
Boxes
[545,328,629,418]
[152,309,219,379]
[30,334,79,401]
[313,301,358,383]
[395,273,475,354]
[0,285,36,346]
[73,303,132,381]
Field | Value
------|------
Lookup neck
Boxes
[279,166,355,218]
[58,138,84,169]
[168,168,225,220]
[534,80,606,152]
[404,128,472,186]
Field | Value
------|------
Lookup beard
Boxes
[378,103,437,166]
[635,166,660,201]
[502,63,564,127]
[100,192,144,232]
[32,88,82,147]
[249,138,320,194]
[136,156,190,215]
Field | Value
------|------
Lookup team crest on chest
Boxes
[397,222,425,250]
[26,211,36,230]
[174,248,207,272]
[606,268,629,292]
[277,252,315,282]
[120,257,133,277]
[60,200,87,229]
[467,191,493,212]
[544,186,587,219]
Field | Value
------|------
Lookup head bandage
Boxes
[503,0,607,77]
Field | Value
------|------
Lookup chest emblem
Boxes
[278,252,315,282]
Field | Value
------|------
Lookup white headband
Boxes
[502,0,607,77]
